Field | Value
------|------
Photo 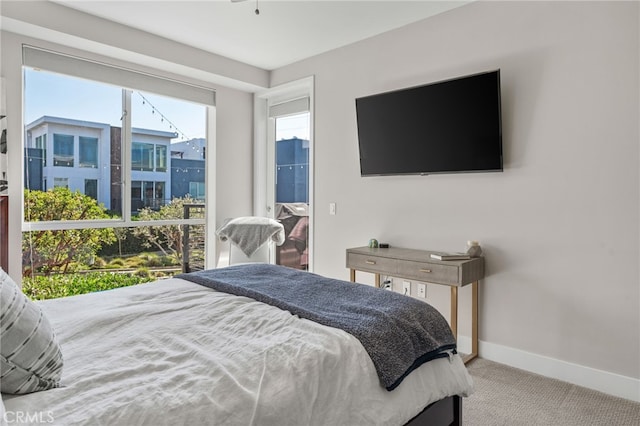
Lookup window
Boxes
[132,142,154,171]
[79,136,98,168]
[132,143,167,172]
[131,180,166,211]
[35,134,46,166]
[85,179,98,200]
[143,181,154,207]
[189,181,205,200]
[156,145,167,172]
[22,46,214,286]
[155,181,165,206]
[53,177,68,188]
[53,134,74,167]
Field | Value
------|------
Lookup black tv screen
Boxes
[355,70,502,176]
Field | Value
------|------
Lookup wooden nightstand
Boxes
[346,246,484,363]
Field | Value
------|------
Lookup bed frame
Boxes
[405,395,461,426]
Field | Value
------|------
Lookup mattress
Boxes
[2,277,473,425]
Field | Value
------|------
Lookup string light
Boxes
[136,92,191,142]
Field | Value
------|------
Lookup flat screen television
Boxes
[355,70,503,176]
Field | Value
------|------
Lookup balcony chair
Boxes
[216,216,285,266]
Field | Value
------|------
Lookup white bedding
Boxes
[3,277,473,426]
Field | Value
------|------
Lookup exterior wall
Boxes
[171,138,205,160]
[25,117,111,208]
[170,157,205,200]
[276,137,309,203]
[25,117,179,212]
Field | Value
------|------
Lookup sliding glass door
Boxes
[272,110,310,270]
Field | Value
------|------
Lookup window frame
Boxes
[53,177,69,189]
[21,47,216,271]
[189,181,205,200]
[35,134,47,166]
[84,178,98,200]
[52,133,74,167]
[131,142,154,171]
[78,136,99,168]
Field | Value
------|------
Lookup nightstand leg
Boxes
[374,273,381,288]
[450,286,458,338]
[470,280,478,361]
[462,281,479,364]
[350,269,355,282]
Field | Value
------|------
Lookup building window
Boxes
[53,134,74,167]
[156,145,167,172]
[132,142,154,171]
[155,181,165,206]
[85,179,98,200]
[132,143,167,172]
[189,181,205,200]
[35,134,47,166]
[53,177,69,188]
[132,180,166,211]
[79,136,98,168]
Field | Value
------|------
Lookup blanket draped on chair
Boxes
[216,217,285,257]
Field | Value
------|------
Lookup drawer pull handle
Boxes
[419,268,432,273]
[365,260,376,265]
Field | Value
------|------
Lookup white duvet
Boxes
[3,277,473,426]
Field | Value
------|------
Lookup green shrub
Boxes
[124,258,146,268]
[92,257,107,268]
[134,267,151,279]
[108,259,125,267]
[22,272,155,301]
[163,255,179,266]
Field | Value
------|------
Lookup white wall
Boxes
[271,1,639,397]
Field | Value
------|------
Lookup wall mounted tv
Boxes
[355,70,503,176]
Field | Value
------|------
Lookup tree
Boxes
[22,188,116,276]
[131,196,203,261]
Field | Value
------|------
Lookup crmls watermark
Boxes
[3,411,55,424]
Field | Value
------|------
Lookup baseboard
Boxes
[457,336,640,403]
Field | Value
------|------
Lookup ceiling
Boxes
[52,1,470,70]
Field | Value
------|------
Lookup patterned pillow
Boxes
[0,268,63,394]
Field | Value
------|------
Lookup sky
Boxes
[24,67,207,142]
[24,67,310,142]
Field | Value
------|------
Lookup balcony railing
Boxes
[182,203,205,273]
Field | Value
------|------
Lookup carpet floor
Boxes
[464,358,640,426]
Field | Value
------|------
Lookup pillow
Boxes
[0,268,63,394]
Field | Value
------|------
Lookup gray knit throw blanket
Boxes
[179,263,457,391]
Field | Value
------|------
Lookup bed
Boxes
[1,264,473,426]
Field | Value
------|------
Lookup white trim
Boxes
[457,336,640,402]
[253,98,268,218]
[204,104,217,269]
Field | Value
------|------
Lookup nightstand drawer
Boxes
[396,259,459,285]
[347,253,397,275]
